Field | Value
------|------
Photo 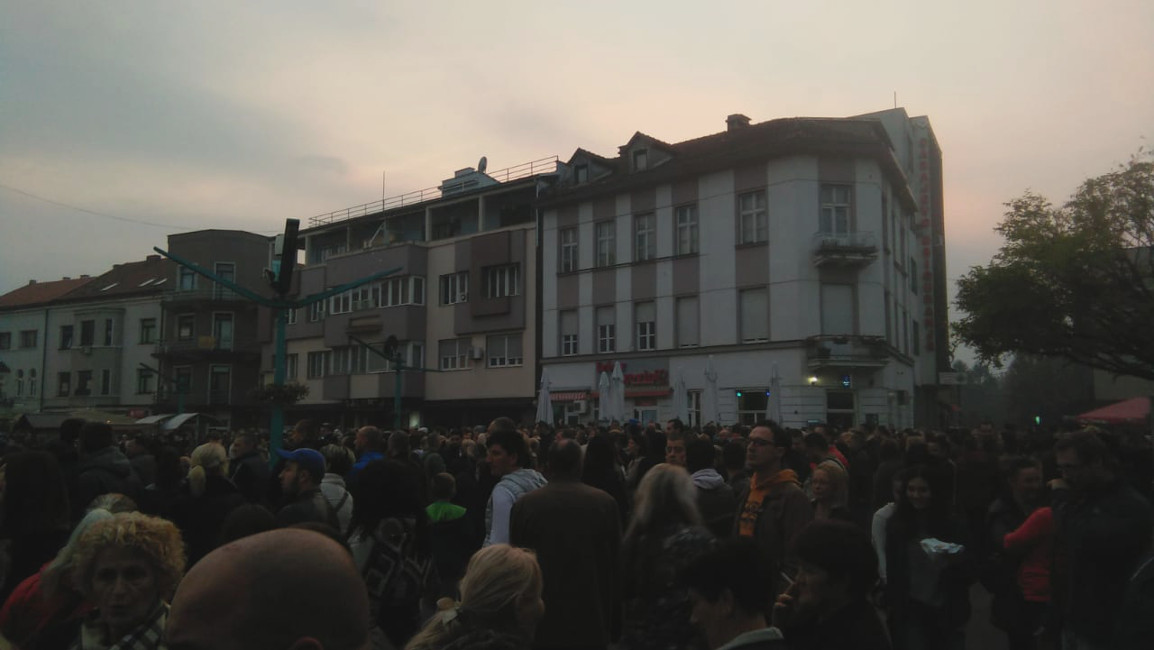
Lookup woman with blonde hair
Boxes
[171,442,242,565]
[67,512,186,649]
[620,463,714,650]
[406,544,544,650]
[811,460,852,522]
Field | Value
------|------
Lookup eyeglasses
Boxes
[747,438,774,448]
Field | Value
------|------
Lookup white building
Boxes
[538,110,949,429]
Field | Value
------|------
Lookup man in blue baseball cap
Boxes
[275,447,339,529]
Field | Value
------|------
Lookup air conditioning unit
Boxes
[571,399,588,414]
[470,347,485,361]
[458,292,468,303]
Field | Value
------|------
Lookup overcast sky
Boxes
[2,1,1152,309]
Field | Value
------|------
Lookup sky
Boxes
[2,0,1152,316]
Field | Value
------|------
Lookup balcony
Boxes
[161,288,259,309]
[154,338,261,363]
[805,335,890,369]
[811,231,878,268]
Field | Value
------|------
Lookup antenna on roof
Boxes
[477,156,488,174]
[894,91,897,109]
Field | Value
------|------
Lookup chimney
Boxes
[146,254,161,262]
[62,276,71,281]
[726,114,751,131]
[27,280,36,286]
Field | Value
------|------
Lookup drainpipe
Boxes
[39,307,49,412]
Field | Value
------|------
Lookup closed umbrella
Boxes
[610,362,626,422]
[597,371,611,422]
[535,368,553,425]
[767,361,783,424]
[672,367,690,423]
[704,355,720,424]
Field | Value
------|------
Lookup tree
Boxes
[1001,354,1095,427]
[955,153,1154,380]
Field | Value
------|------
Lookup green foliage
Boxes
[955,153,1154,381]
[249,382,310,405]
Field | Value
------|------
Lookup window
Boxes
[308,301,326,322]
[79,320,95,346]
[285,308,298,325]
[736,390,770,426]
[487,333,523,367]
[561,310,579,356]
[688,390,702,427]
[307,351,330,379]
[677,297,700,347]
[484,264,521,298]
[574,164,588,183]
[285,353,299,380]
[635,302,656,351]
[440,272,469,305]
[738,191,768,244]
[19,330,38,349]
[60,325,74,349]
[910,258,918,294]
[103,319,114,346]
[15,370,23,397]
[595,221,616,267]
[209,365,231,403]
[177,315,195,341]
[560,227,578,273]
[634,213,656,262]
[100,369,112,396]
[912,320,921,356]
[596,306,615,353]
[57,372,71,396]
[139,318,156,344]
[329,290,352,315]
[76,370,93,396]
[28,369,36,397]
[213,262,236,300]
[382,277,424,307]
[137,369,155,394]
[633,149,648,171]
[0,332,9,349]
[213,313,234,350]
[819,185,852,235]
[179,267,196,291]
[740,289,769,343]
[330,347,351,375]
[439,339,470,371]
[352,285,380,311]
[675,204,699,255]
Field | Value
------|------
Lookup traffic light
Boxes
[271,219,300,295]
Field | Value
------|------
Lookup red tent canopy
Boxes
[1075,396,1151,424]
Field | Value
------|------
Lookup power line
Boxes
[0,182,199,231]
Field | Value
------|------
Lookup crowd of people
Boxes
[0,414,1151,650]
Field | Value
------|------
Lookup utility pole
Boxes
[348,334,441,428]
[153,218,401,462]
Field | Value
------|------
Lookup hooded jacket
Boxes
[692,468,738,538]
[484,468,547,546]
[72,447,140,513]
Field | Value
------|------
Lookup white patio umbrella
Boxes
[767,361,784,424]
[610,361,626,422]
[704,355,720,424]
[597,371,611,422]
[535,367,553,425]
[672,367,690,424]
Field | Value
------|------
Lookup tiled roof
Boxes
[60,256,173,302]
[544,116,914,208]
[0,277,94,309]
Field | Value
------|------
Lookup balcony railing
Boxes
[806,334,890,368]
[811,231,879,267]
[307,156,559,227]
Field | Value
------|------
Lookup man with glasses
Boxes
[733,420,813,598]
[1051,430,1152,650]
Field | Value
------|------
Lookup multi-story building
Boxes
[538,109,949,429]
[0,276,94,413]
[154,230,272,429]
[272,157,557,428]
[39,256,171,416]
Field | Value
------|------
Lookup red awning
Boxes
[550,391,589,402]
[1075,396,1151,424]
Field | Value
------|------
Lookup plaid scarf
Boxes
[70,602,168,650]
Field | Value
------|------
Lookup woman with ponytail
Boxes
[170,442,242,566]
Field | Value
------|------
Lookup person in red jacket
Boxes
[1003,505,1054,648]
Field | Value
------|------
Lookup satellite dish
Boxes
[477,156,487,173]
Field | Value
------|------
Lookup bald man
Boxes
[166,528,371,650]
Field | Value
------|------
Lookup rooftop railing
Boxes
[308,156,559,227]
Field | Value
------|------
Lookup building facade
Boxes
[538,110,949,429]
[272,157,556,428]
